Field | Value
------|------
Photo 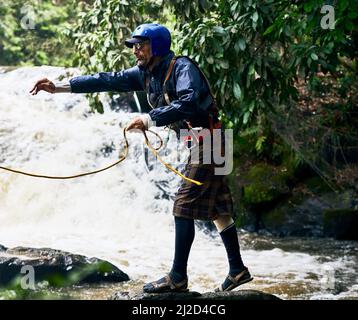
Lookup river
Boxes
[0,66,357,300]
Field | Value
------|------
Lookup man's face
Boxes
[132,40,152,68]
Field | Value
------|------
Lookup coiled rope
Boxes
[0,128,203,185]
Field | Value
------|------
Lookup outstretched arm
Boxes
[70,67,144,93]
[30,66,145,95]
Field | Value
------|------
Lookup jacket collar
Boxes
[150,51,175,76]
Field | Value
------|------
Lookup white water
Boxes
[0,66,357,299]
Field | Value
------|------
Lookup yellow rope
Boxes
[142,130,203,186]
[0,128,203,185]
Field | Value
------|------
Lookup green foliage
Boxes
[169,0,292,129]
[242,163,290,206]
[0,261,112,300]
[0,0,80,66]
[170,0,357,128]
[68,0,165,112]
[1,0,356,179]
[69,0,166,72]
[167,0,357,182]
[0,276,68,300]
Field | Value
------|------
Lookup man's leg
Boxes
[143,216,194,293]
[213,215,252,291]
[214,216,245,273]
[169,216,195,283]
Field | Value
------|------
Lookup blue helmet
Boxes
[124,23,171,56]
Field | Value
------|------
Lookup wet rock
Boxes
[0,245,129,286]
[260,191,325,237]
[0,66,18,73]
[323,209,358,240]
[111,290,280,300]
[259,187,357,237]
[113,291,202,300]
[237,171,358,237]
[108,92,139,113]
[199,290,281,300]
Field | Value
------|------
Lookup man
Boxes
[30,23,252,293]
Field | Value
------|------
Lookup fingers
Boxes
[30,85,42,95]
[126,118,145,132]
[126,124,143,132]
[30,78,47,93]
[126,123,140,131]
[126,124,134,131]
[30,78,51,95]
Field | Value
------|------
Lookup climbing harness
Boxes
[144,55,222,148]
[158,55,222,148]
[0,127,203,186]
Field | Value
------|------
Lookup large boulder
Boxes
[0,245,129,286]
[323,209,358,240]
[236,169,358,238]
[259,184,357,237]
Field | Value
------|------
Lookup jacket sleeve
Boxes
[148,61,203,127]
[69,66,145,93]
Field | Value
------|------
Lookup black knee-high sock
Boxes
[169,217,195,283]
[220,223,245,275]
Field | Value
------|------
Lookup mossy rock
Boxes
[260,190,325,237]
[323,209,358,240]
[242,163,291,206]
[260,188,357,237]
[304,176,333,194]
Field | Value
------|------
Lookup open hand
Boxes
[30,78,55,95]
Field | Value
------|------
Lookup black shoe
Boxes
[215,267,253,292]
[143,274,189,293]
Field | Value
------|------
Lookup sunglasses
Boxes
[133,40,150,50]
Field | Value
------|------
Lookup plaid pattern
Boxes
[173,139,234,221]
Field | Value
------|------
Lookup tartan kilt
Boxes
[173,137,234,221]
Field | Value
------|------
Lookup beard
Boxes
[136,56,153,69]
[136,59,147,67]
